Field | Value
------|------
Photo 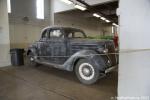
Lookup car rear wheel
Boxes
[75,59,99,85]
[27,52,38,67]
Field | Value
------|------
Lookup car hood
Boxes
[70,38,117,66]
[70,38,112,46]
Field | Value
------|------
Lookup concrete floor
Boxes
[0,64,117,100]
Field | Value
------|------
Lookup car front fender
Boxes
[63,50,107,71]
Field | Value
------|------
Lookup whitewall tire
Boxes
[75,59,99,85]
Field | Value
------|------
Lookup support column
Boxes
[118,0,150,98]
[50,0,54,25]
[0,0,11,67]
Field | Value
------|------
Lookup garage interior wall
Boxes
[9,0,50,49]
[9,0,114,49]
[118,0,150,97]
[53,0,115,37]
[54,13,113,37]
[0,0,11,67]
[52,0,116,13]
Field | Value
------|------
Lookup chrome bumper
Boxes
[105,65,118,74]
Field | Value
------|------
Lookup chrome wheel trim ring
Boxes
[79,63,95,81]
[30,57,34,61]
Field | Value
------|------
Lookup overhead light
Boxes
[75,5,87,11]
[36,0,44,19]
[113,23,119,27]
[7,0,11,13]
[60,0,73,5]
[100,17,106,20]
[93,13,101,18]
[112,23,116,25]
[105,19,111,23]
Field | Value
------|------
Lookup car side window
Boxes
[42,29,49,38]
[68,31,86,38]
[50,29,63,38]
[74,32,85,38]
[68,33,74,38]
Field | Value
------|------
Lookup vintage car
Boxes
[27,27,118,85]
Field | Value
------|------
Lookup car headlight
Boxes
[103,49,108,54]
[97,48,108,54]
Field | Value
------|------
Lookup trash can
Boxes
[10,48,24,66]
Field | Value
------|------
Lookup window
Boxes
[7,0,11,13]
[50,30,63,38]
[36,0,44,19]
[67,31,86,38]
[42,29,49,38]
[74,32,85,38]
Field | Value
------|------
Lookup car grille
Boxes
[106,41,117,66]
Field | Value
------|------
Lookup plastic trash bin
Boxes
[10,48,24,66]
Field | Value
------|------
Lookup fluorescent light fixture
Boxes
[75,5,87,11]
[113,23,119,27]
[100,17,106,20]
[105,19,111,23]
[7,0,11,13]
[36,0,44,19]
[93,13,101,18]
[112,26,114,33]
[60,0,73,5]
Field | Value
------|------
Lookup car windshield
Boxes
[65,29,87,39]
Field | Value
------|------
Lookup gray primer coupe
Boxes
[27,27,118,85]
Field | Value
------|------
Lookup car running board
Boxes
[35,60,64,70]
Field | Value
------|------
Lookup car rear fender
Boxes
[27,47,37,56]
[63,50,107,71]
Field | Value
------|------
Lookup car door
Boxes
[37,29,50,61]
[67,30,87,55]
[46,29,68,64]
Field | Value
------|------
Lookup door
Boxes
[37,29,49,61]
[46,29,68,64]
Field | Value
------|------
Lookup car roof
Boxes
[43,26,84,32]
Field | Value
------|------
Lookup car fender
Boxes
[63,50,107,71]
[27,47,38,56]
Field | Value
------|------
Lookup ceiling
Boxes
[57,0,119,23]
[89,0,118,23]
[84,0,118,6]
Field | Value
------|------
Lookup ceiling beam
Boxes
[75,0,90,8]
[75,0,118,23]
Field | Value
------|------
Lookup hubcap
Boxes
[79,63,95,80]
[30,57,34,61]
[82,67,92,77]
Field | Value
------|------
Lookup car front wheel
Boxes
[75,59,99,85]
